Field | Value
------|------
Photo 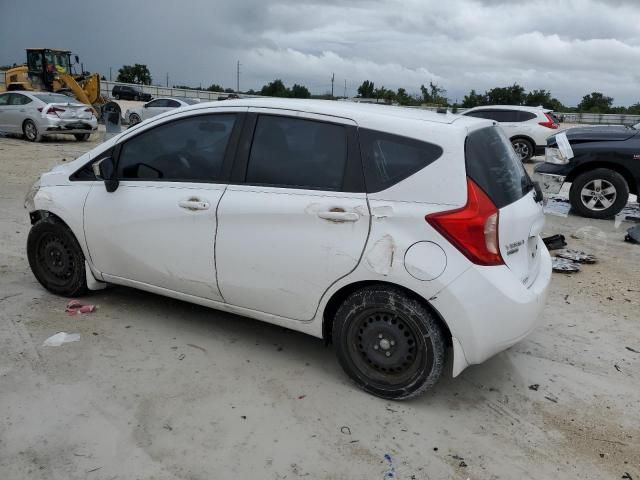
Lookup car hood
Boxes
[551,125,638,144]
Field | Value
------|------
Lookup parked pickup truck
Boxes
[534,125,640,218]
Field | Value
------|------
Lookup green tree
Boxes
[577,92,613,113]
[116,64,152,85]
[357,80,375,98]
[461,89,486,108]
[420,81,448,105]
[524,89,565,111]
[485,84,526,105]
[260,79,289,97]
[395,87,411,105]
[224,88,235,93]
[290,83,311,98]
[206,83,224,92]
[627,103,640,115]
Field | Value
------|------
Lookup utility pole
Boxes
[109,67,112,81]
[166,72,169,88]
[344,79,347,98]
[236,60,241,93]
[331,72,335,97]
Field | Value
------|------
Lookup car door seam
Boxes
[213,185,228,302]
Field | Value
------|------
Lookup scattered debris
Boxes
[177,354,185,361]
[340,426,351,435]
[277,346,283,352]
[162,424,173,431]
[622,473,633,480]
[555,249,597,264]
[186,343,207,353]
[625,347,639,354]
[42,332,80,346]
[385,406,398,413]
[528,384,540,391]
[297,395,306,400]
[614,364,622,372]
[241,415,247,420]
[65,299,96,315]
[433,447,438,452]
[383,453,396,479]
[552,257,580,273]
[542,234,567,251]
[450,455,464,461]
[86,466,102,473]
[459,461,468,468]
[544,395,558,403]
[625,225,640,244]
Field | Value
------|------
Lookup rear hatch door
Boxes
[466,126,544,286]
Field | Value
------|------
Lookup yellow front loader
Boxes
[0,48,106,110]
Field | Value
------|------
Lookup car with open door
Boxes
[25,98,551,400]
[534,125,639,218]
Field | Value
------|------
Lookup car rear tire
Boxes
[569,168,629,219]
[27,216,88,297]
[134,95,140,101]
[23,119,41,142]
[511,138,534,162]
[333,286,446,400]
[74,133,90,141]
[129,113,141,125]
[114,94,120,100]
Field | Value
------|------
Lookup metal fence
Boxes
[99,81,640,125]
[99,80,259,101]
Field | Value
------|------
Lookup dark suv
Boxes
[111,85,152,101]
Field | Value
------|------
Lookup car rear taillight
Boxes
[426,178,503,266]
[539,113,558,129]
[37,106,66,116]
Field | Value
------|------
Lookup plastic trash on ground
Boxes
[43,332,81,346]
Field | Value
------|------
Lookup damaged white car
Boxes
[25,98,552,399]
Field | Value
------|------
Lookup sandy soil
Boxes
[0,131,638,480]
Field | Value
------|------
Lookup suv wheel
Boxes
[74,133,90,141]
[134,95,140,101]
[569,168,629,219]
[333,286,446,400]
[27,216,88,297]
[23,119,41,142]
[114,94,120,100]
[511,138,533,162]
[129,113,141,125]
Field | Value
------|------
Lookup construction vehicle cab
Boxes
[26,48,74,91]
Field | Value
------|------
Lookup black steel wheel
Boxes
[334,286,446,400]
[74,133,91,141]
[27,216,87,297]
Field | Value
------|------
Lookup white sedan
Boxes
[125,97,200,125]
[0,91,98,142]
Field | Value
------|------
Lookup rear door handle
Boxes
[178,198,210,211]
[317,211,359,222]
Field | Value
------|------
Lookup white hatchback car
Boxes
[25,99,551,399]
[462,105,559,161]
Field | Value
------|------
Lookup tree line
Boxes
[113,64,638,114]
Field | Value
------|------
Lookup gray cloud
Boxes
[1,0,639,105]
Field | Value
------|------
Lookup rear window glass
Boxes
[518,111,537,122]
[182,98,200,105]
[465,126,532,208]
[359,129,443,192]
[33,93,77,103]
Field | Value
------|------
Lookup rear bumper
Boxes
[431,244,552,375]
[40,117,98,135]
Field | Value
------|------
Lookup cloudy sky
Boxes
[2,0,639,106]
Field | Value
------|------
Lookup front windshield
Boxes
[44,51,71,74]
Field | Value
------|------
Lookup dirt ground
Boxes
[0,129,639,480]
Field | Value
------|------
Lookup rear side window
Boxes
[518,111,537,122]
[465,126,532,208]
[359,129,443,192]
[246,115,347,191]
[117,114,236,182]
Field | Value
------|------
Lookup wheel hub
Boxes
[40,236,73,278]
[580,179,616,211]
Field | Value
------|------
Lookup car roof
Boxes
[185,97,486,128]
[464,105,551,113]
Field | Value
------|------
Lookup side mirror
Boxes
[92,157,119,193]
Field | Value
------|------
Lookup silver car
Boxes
[125,97,200,125]
[0,91,98,142]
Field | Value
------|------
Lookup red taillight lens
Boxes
[426,178,503,266]
[538,113,558,129]
[38,106,66,116]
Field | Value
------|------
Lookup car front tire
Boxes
[74,133,90,141]
[23,119,41,142]
[129,113,141,125]
[569,168,629,219]
[333,286,446,400]
[511,138,534,162]
[114,94,120,100]
[27,216,88,297]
